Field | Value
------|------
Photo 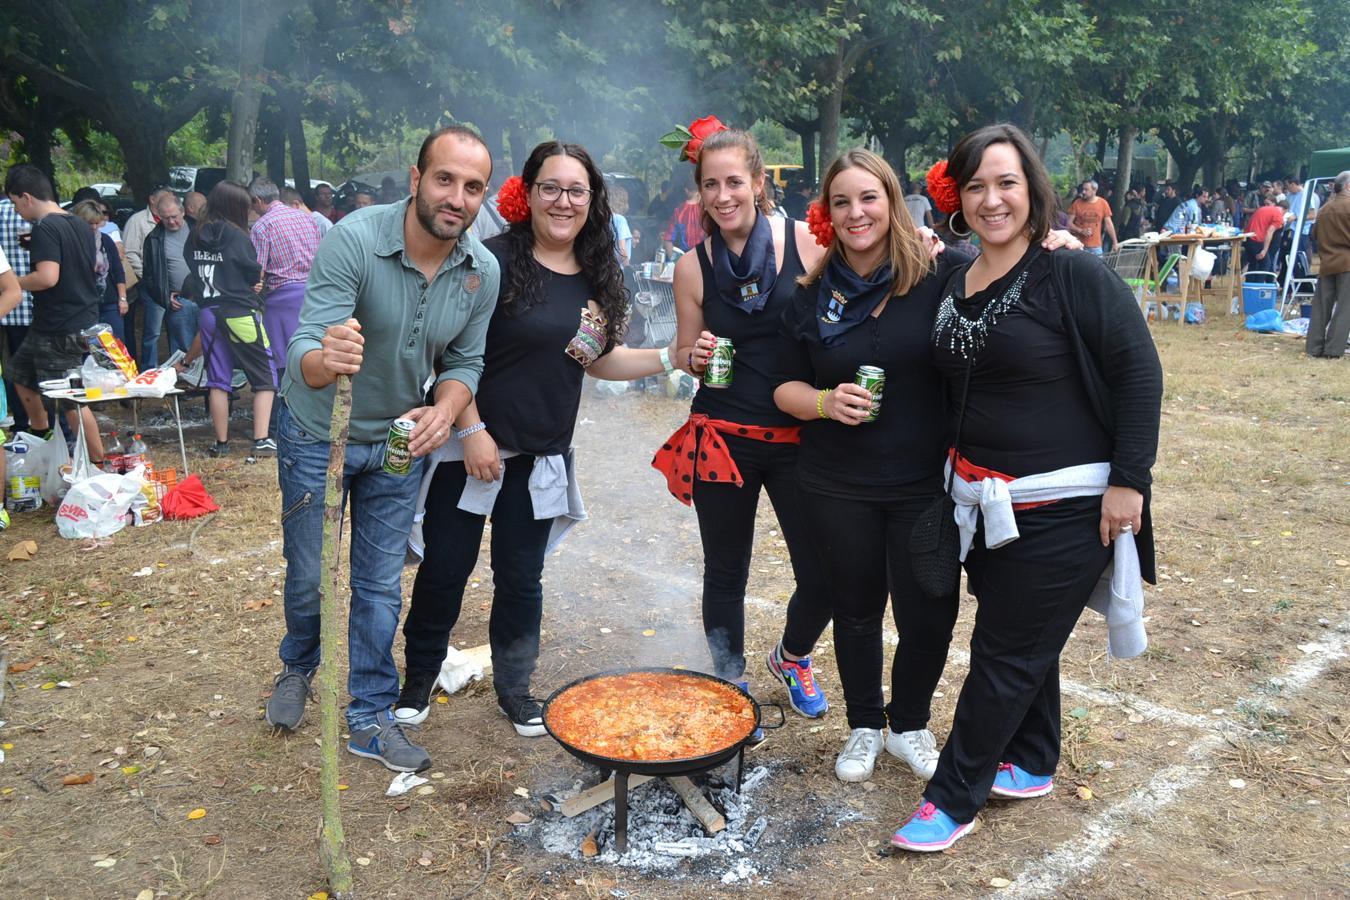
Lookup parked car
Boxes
[764,164,803,190]
[169,166,237,198]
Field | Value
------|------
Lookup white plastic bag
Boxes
[1190,247,1216,282]
[55,466,145,539]
[14,430,71,504]
[80,355,127,392]
[125,366,178,398]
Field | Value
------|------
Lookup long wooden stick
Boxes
[318,374,354,897]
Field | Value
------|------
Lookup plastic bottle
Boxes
[106,430,125,473]
[124,433,147,472]
[6,445,42,512]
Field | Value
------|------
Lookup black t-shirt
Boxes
[474,235,614,456]
[932,251,1112,477]
[690,221,803,427]
[29,212,99,335]
[184,221,264,315]
[776,251,970,500]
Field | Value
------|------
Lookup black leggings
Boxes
[403,455,553,698]
[690,433,831,681]
[925,495,1111,823]
[799,489,959,731]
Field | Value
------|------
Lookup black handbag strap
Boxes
[944,354,974,495]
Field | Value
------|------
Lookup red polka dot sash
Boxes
[652,414,801,505]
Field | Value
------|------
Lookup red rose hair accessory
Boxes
[926,160,961,215]
[496,175,530,223]
[805,200,834,247]
[659,115,730,164]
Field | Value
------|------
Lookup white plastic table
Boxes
[42,386,191,477]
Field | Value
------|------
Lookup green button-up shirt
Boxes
[281,200,499,443]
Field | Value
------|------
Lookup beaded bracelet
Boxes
[454,422,487,440]
[816,389,829,420]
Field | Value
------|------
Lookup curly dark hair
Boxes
[498,141,628,347]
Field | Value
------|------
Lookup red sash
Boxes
[652,414,801,505]
[951,450,1057,512]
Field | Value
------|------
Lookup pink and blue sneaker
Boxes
[990,762,1054,799]
[890,800,976,852]
[765,643,829,718]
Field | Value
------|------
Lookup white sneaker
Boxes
[835,727,884,782]
[886,728,940,779]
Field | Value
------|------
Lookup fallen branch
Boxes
[318,374,354,897]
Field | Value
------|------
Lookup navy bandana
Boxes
[817,254,892,346]
[710,213,777,314]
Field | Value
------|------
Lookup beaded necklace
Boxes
[932,265,1032,361]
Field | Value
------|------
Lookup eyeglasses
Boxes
[535,182,593,205]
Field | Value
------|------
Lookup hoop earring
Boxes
[948,209,972,238]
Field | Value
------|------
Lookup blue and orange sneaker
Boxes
[890,800,976,852]
[765,643,829,718]
[990,762,1054,799]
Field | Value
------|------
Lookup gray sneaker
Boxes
[265,669,314,730]
[347,710,432,772]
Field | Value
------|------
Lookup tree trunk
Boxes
[507,127,528,178]
[116,125,171,206]
[225,0,272,185]
[262,103,286,186]
[1113,124,1138,218]
[880,132,907,177]
[25,132,56,196]
[285,91,312,202]
[1094,126,1109,172]
[817,43,846,181]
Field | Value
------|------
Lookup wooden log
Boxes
[560,773,655,817]
[668,776,726,834]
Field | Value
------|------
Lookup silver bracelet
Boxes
[658,346,675,375]
[454,422,487,439]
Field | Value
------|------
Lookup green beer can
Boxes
[703,337,735,388]
[383,418,416,475]
[856,365,885,422]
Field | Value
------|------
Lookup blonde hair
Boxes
[798,148,931,297]
[692,128,775,235]
[70,199,105,225]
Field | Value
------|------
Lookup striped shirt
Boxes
[250,201,321,292]
[0,199,33,326]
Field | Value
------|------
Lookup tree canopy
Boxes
[2,0,1345,201]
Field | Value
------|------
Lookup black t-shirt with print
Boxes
[474,235,614,456]
[29,212,99,335]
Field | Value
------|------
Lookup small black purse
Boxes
[909,355,972,599]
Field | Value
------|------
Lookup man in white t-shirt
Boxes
[903,180,934,227]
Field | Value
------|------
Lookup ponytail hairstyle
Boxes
[499,141,627,349]
[797,148,931,298]
[691,128,775,236]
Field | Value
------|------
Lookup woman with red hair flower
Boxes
[397,141,677,736]
[653,121,835,724]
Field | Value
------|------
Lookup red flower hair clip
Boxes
[496,175,530,224]
[805,200,834,247]
[926,160,961,215]
[659,115,730,164]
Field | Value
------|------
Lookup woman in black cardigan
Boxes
[891,124,1162,852]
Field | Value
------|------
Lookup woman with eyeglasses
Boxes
[396,141,677,736]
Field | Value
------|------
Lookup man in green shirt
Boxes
[266,125,499,774]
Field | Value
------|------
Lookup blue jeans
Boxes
[166,297,200,357]
[138,287,164,368]
[276,403,424,729]
[98,301,126,344]
[1086,246,1103,256]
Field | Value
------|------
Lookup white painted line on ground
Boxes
[1000,620,1350,899]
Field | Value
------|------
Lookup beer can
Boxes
[703,337,735,388]
[855,365,885,422]
[383,418,416,475]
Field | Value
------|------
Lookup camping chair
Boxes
[1123,251,1185,321]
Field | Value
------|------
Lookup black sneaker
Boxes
[265,669,314,730]
[208,440,230,458]
[394,669,439,726]
[497,694,547,737]
[253,437,277,454]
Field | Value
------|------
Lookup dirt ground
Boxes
[1,320,1347,899]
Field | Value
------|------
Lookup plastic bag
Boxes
[160,474,219,519]
[12,430,71,504]
[55,467,145,539]
[80,355,127,392]
[125,367,178,398]
[1245,308,1286,333]
[1190,247,1216,282]
[1184,302,1206,324]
